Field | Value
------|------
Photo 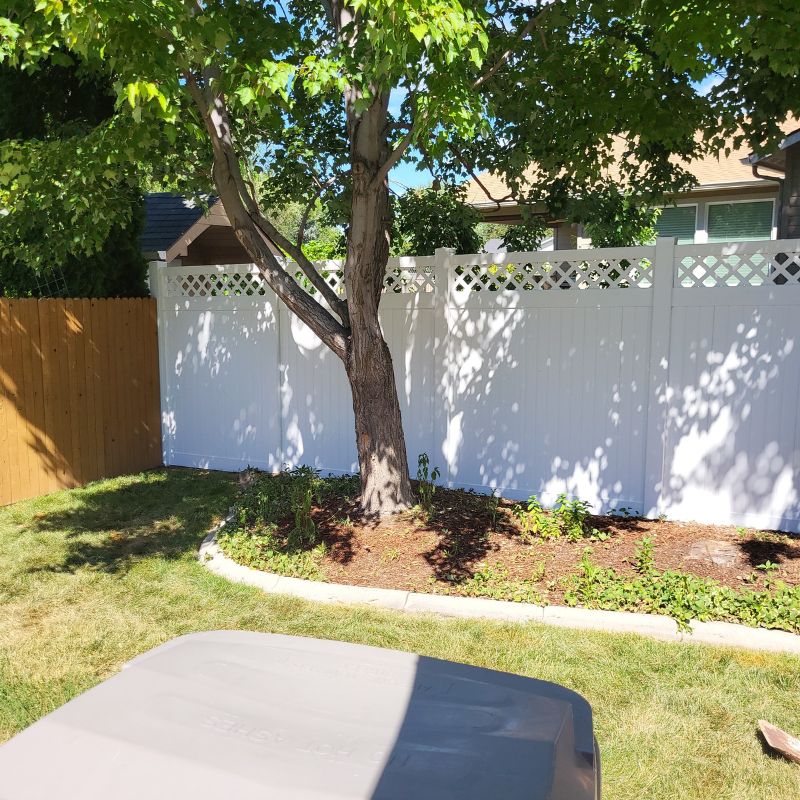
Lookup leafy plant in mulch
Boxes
[216,467,347,581]
[515,493,611,542]
[416,452,440,516]
[564,539,800,633]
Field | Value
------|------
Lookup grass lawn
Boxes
[1,468,799,799]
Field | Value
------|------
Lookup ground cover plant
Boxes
[1,468,800,800]
[217,466,800,633]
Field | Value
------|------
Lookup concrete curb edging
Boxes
[199,517,800,656]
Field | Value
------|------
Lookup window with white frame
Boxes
[706,200,774,243]
[654,205,697,243]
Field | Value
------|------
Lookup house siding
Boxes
[781,143,800,239]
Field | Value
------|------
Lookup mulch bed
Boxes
[274,483,800,602]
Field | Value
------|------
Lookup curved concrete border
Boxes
[199,516,800,656]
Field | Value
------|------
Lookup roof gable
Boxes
[141,193,215,256]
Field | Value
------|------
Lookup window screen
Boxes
[707,201,773,243]
[655,206,696,243]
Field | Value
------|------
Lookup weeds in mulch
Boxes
[564,540,800,633]
[219,465,800,631]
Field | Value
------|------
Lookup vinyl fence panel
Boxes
[152,239,800,531]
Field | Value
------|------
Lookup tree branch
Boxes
[370,125,415,190]
[472,16,538,90]
[184,71,350,357]
[472,4,559,90]
[446,142,514,207]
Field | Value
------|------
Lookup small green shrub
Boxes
[553,494,593,541]
[288,467,320,548]
[219,465,333,579]
[515,493,609,542]
[487,492,500,529]
[564,541,800,633]
[416,453,440,514]
[514,495,560,540]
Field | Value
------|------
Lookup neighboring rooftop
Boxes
[743,128,800,172]
[141,193,215,258]
[463,123,796,208]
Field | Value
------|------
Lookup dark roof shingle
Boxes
[141,193,214,256]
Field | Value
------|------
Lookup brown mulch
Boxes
[275,484,800,602]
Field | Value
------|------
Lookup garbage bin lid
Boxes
[0,631,598,799]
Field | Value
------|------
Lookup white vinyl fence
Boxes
[150,237,800,531]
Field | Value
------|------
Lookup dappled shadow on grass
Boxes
[26,468,236,575]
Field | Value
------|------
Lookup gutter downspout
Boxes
[752,165,785,239]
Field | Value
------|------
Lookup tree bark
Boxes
[344,160,413,514]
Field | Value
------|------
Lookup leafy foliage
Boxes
[416,452,441,515]
[2,2,798,268]
[392,186,481,255]
[450,561,545,604]
[565,541,800,633]
[217,467,332,580]
[217,526,326,581]
[515,493,610,543]
[266,200,345,261]
[0,56,146,296]
[499,218,549,252]
[576,188,660,247]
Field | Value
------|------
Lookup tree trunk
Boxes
[344,157,414,514]
[193,68,414,514]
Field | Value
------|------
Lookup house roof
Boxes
[141,193,216,258]
[742,128,800,172]
[463,123,796,208]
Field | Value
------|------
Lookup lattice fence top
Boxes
[163,257,437,299]
[164,268,268,299]
[160,243,800,299]
[675,246,800,287]
[384,257,436,294]
[451,252,653,292]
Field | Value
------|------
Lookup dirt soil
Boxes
[273,484,800,602]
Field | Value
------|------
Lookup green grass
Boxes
[1,468,799,799]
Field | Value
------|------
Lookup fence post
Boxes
[148,261,171,467]
[642,237,676,517]
[433,248,455,486]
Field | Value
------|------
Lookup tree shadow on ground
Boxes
[422,494,649,584]
[738,537,800,569]
[421,488,518,582]
[25,468,236,575]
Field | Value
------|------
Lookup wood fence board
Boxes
[0,298,161,506]
[5,301,28,503]
[0,302,15,503]
[37,300,59,496]
[64,299,83,487]
[16,301,43,497]
[144,299,161,464]
[55,299,75,488]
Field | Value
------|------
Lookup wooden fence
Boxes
[0,298,161,506]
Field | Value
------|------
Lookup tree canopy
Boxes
[2,2,797,263]
[0,55,146,296]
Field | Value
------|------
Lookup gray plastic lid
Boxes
[0,631,598,799]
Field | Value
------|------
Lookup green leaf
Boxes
[410,23,427,42]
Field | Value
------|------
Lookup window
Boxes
[655,206,696,243]
[707,200,773,243]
